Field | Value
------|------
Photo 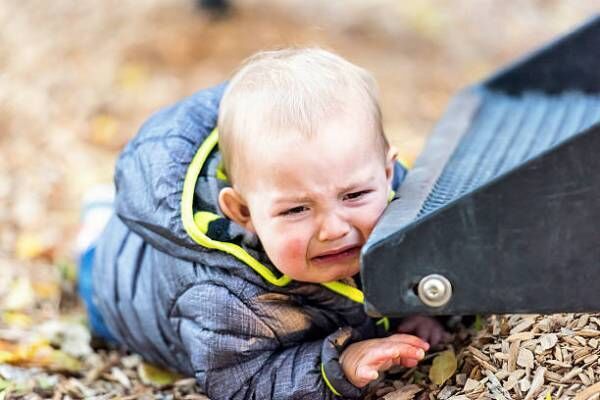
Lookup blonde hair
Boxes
[218,47,389,187]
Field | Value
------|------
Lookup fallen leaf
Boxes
[14,233,47,260]
[44,349,83,373]
[0,340,82,373]
[117,62,149,90]
[57,260,77,283]
[37,320,92,358]
[1,312,32,328]
[1,277,35,311]
[138,362,182,387]
[429,350,457,385]
[31,282,60,300]
[89,113,120,147]
[0,379,10,391]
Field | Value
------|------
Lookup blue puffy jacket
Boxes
[91,83,407,399]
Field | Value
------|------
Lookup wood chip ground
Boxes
[365,314,600,400]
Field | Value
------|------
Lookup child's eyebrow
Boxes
[272,194,312,205]
[272,181,372,204]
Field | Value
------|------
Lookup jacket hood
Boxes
[114,83,406,290]
[114,84,263,265]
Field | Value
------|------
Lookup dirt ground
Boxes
[1,1,599,398]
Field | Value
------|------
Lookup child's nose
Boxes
[318,213,351,242]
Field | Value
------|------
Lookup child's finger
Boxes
[387,333,430,350]
[400,358,419,368]
[356,366,379,381]
[362,345,404,365]
[380,342,425,362]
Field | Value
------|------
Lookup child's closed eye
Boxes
[280,206,309,216]
[343,190,371,201]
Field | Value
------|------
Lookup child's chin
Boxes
[326,263,360,281]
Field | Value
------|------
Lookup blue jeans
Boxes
[78,245,116,342]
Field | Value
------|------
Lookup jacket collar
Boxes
[181,128,375,304]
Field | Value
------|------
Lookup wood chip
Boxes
[554,345,563,362]
[575,336,589,346]
[560,367,583,383]
[508,340,520,372]
[573,381,600,400]
[545,359,572,368]
[438,386,458,400]
[468,346,490,362]
[110,367,131,389]
[539,334,558,351]
[503,370,525,391]
[455,374,467,386]
[562,336,581,346]
[519,377,531,392]
[574,348,593,364]
[485,371,511,400]
[517,348,534,369]
[523,367,545,400]
[463,379,482,393]
[576,315,590,330]
[511,320,535,335]
[577,329,600,338]
[383,384,423,400]
[578,372,592,386]
[544,370,563,383]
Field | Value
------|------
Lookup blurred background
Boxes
[0,0,598,397]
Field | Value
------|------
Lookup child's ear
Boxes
[385,145,399,186]
[218,187,256,233]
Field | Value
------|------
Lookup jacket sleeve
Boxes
[170,282,369,399]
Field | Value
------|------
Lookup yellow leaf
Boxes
[15,233,46,260]
[429,350,457,385]
[1,277,35,311]
[545,392,552,400]
[2,311,33,328]
[0,350,15,363]
[0,379,10,391]
[117,62,149,90]
[90,114,119,146]
[32,282,60,300]
[0,339,81,372]
[138,362,182,387]
[47,349,83,373]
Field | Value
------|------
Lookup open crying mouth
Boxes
[312,245,361,262]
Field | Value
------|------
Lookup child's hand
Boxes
[338,334,429,388]
[396,315,450,348]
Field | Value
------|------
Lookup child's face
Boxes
[221,114,396,283]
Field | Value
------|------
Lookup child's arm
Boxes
[171,282,382,399]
